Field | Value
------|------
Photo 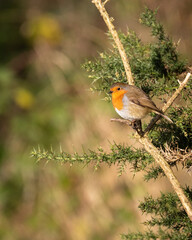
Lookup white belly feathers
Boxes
[114,93,149,120]
[115,94,134,121]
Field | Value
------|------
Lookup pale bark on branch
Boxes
[92,0,134,85]
[138,136,192,221]
[92,0,192,221]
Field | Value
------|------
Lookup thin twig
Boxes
[162,72,191,112]
[92,0,134,85]
[103,0,110,6]
[92,0,192,221]
[111,118,132,125]
[144,72,191,134]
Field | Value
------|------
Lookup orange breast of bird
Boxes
[112,90,127,110]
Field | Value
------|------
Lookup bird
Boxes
[109,82,173,123]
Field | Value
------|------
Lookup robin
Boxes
[109,82,173,123]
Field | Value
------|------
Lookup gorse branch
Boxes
[162,73,191,112]
[92,0,134,85]
[161,143,192,166]
[122,190,192,239]
[32,143,155,177]
[91,0,192,221]
[138,135,192,221]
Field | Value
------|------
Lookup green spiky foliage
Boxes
[32,7,192,239]
[121,189,192,240]
[83,8,187,95]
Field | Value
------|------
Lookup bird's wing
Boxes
[125,86,173,123]
[127,86,161,113]
[131,97,161,112]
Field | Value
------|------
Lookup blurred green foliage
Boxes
[0,0,104,239]
[1,1,146,239]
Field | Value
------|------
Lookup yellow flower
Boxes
[14,88,35,110]
[22,15,62,44]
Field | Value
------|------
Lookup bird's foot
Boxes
[132,120,144,137]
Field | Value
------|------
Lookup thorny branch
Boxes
[161,144,192,165]
[92,0,192,221]
[138,136,192,221]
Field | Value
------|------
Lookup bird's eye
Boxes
[117,87,121,90]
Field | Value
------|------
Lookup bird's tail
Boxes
[153,110,173,123]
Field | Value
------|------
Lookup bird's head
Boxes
[109,82,128,95]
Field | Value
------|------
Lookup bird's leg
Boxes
[132,120,144,137]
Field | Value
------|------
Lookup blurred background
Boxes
[0,0,192,239]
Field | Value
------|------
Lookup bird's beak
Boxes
[109,90,113,94]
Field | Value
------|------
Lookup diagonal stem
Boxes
[144,72,191,134]
[92,0,134,85]
[138,136,192,221]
